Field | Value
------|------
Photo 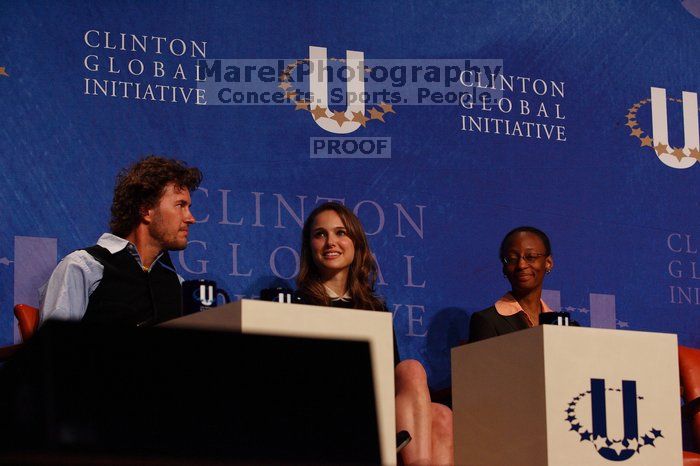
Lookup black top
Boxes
[297,292,400,365]
[82,245,183,327]
[468,305,530,343]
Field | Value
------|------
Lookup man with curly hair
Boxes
[40,156,202,327]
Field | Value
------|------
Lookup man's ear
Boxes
[141,205,154,224]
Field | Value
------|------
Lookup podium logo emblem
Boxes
[565,378,664,461]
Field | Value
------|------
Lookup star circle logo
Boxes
[626,87,700,169]
[281,47,396,135]
[565,379,664,461]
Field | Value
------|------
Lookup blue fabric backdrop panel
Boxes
[1,0,699,388]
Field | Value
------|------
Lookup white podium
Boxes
[162,299,397,465]
[452,325,682,466]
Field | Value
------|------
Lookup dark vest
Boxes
[82,245,183,327]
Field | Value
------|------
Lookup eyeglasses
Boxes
[502,253,548,265]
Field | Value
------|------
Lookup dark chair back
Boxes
[14,304,39,341]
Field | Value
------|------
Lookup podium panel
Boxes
[452,325,682,466]
[0,320,380,465]
[163,299,396,465]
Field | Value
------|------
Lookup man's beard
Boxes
[150,214,187,251]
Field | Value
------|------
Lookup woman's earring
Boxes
[546,269,551,274]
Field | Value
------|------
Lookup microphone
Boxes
[260,287,302,304]
[539,311,572,326]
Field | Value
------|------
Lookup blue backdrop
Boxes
[1,0,699,389]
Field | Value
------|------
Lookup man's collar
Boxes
[96,233,165,270]
[96,233,132,254]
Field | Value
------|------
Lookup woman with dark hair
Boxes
[297,201,384,311]
[297,202,454,466]
[469,226,555,343]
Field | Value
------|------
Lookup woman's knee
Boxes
[395,359,428,389]
[431,403,453,436]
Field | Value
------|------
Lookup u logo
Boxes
[308,46,365,134]
[650,87,700,169]
[590,379,638,461]
[565,378,663,461]
[199,284,214,306]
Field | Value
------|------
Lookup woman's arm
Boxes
[468,310,498,343]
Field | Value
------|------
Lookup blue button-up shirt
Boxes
[39,233,178,323]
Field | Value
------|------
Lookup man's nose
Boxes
[184,208,195,224]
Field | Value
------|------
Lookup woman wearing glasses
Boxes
[469,226,554,343]
[297,202,454,466]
